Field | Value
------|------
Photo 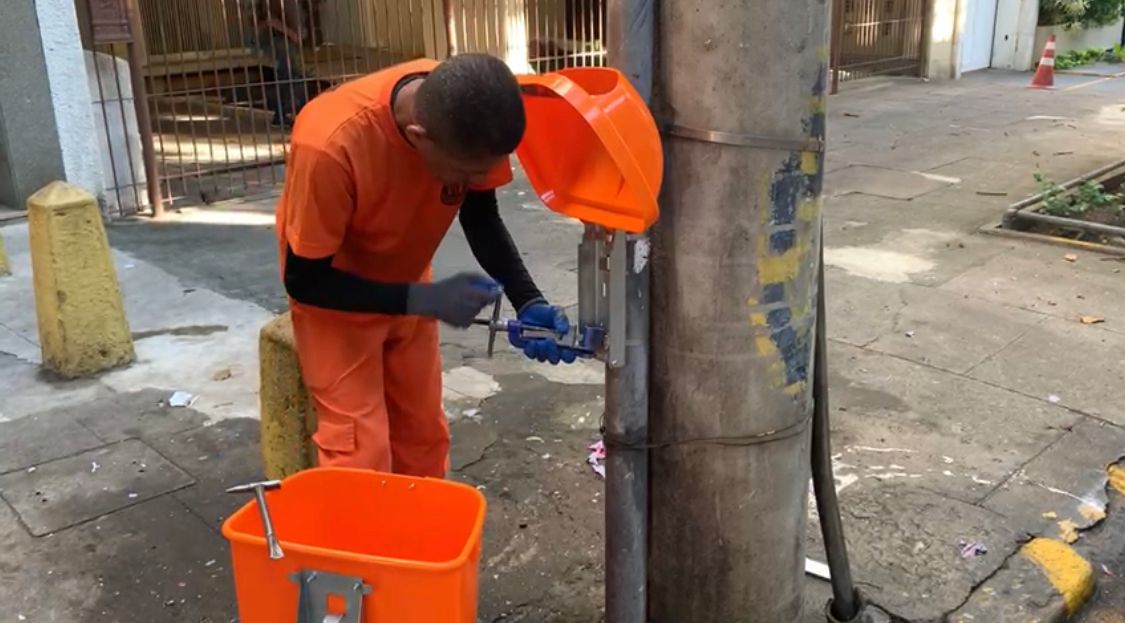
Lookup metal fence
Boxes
[831,0,928,92]
[447,0,605,72]
[78,0,935,214]
[78,0,935,213]
[77,0,606,216]
[77,0,159,216]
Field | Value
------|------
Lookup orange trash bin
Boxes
[222,467,487,623]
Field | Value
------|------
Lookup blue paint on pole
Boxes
[762,283,786,304]
[770,325,810,386]
[758,86,829,389]
[767,307,792,329]
[769,156,803,226]
[770,229,797,255]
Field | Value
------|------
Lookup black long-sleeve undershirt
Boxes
[458,189,544,312]
[283,189,544,315]
[284,247,410,314]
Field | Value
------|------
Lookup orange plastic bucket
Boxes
[517,67,663,233]
[221,467,487,623]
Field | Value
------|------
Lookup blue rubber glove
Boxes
[512,302,577,365]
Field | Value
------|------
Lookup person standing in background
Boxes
[250,0,308,127]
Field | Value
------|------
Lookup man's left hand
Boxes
[512,302,577,365]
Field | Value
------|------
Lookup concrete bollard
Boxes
[0,233,9,276]
[27,181,134,377]
[259,311,318,479]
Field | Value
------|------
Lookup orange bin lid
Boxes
[516,68,663,233]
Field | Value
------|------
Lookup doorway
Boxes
[960,0,999,72]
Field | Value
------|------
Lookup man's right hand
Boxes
[407,273,501,328]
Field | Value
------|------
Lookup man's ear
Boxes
[404,124,429,146]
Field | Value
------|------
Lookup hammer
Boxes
[226,480,284,560]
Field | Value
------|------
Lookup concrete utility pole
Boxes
[604,1,654,622]
[648,0,830,621]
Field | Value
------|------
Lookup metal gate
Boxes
[831,0,929,92]
[77,0,605,216]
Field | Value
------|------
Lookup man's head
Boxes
[405,54,526,186]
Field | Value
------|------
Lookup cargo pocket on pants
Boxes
[312,416,357,454]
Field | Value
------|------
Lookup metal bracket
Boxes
[577,225,628,368]
[578,224,608,358]
[606,230,627,368]
[291,570,373,623]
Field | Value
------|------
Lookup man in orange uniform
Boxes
[277,54,575,478]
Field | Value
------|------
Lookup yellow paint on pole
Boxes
[0,233,10,276]
[27,182,134,378]
[259,312,318,479]
[1021,538,1095,615]
[755,335,778,356]
[808,95,827,115]
[758,247,802,283]
[798,197,821,222]
[800,152,820,176]
[782,382,804,396]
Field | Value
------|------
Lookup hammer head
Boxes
[225,480,282,495]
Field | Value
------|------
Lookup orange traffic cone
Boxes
[1029,35,1056,89]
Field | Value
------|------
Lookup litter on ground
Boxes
[958,541,988,559]
[169,391,196,408]
[587,440,606,479]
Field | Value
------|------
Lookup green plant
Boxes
[1034,173,1076,216]
[1082,0,1125,25]
[1055,53,1080,70]
[1051,47,1114,69]
[1076,180,1121,211]
[1039,0,1125,27]
[1081,47,1107,62]
[1034,173,1123,217]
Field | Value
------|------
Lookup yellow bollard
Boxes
[27,182,134,377]
[0,233,9,276]
[259,311,318,479]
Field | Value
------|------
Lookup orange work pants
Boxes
[290,303,449,477]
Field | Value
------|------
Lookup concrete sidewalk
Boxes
[1,68,1125,622]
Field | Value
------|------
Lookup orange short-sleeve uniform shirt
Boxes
[276,58,512,286]
[275,59,514,476]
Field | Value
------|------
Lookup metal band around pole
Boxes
[662,122,826,153]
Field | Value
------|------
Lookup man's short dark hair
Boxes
[415,54,526,159]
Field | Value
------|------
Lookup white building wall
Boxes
[33,0,105,202]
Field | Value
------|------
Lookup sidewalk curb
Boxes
[978,220,1125,257]
[1023,538,1096,617]
[949,538,1095,623]
[0,231,9,276]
